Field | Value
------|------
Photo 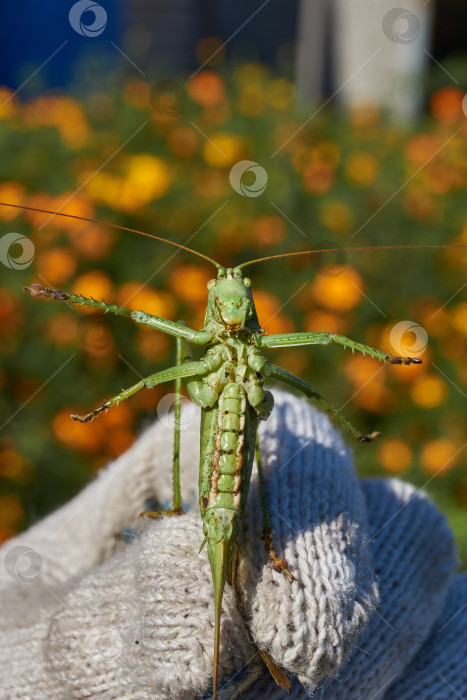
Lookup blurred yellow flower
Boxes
[349,103,379,128]
[451,302,467,336]
[203,133,243,168]
[378,439,412,473]
[410,375,447,408]
[311,267,363,311]
[420,439,458,475]
[238,84,265,117]
[268,79,293,109]
[0,88,18,119]
[346,152,379,187]
[122,154,171,207]
[320,201,354,234]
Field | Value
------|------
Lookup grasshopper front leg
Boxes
[24,283,213,345]
[257,330,422,365]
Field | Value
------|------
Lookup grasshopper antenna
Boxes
[0,201,222,269]
[238,244,467,268]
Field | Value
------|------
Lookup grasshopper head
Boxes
[205,267,260,332]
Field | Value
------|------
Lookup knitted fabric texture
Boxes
[0,390,463,700]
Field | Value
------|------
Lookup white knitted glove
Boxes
[0,390,463,700]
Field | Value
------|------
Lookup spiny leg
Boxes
[143,328,194,520]
[264,363,380,443]
[72,360,208,423]
[23,283,212,345]
[257,330,422,365]
[256,434,294,582]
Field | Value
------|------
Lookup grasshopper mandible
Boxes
[1,200,465,699]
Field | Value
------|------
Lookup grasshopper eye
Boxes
[244,278,252,288]
[207,279,216,290]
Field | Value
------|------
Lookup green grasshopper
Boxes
[1,201,465,699]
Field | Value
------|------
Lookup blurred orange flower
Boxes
[137,326,170,361]
[302,162,334,194]
[253,216,286,247]
[36,248,77,286]
[189,71,226,107]
[24,96,90,148]
[311,267,364,311]
[420,439,458,475]
[0,88,18,119]
[46,314,79,346]
[167,126,199,159]
[378,439,412,473]
[0,289,22,338]
[53,408,103,452]
[0,494,23,526]
[72,271,115,307]
[253,290,295,334]
[0,183,25,220]
[410,374,447,408]
[430,87,465,124]
[168,265,212,306]
[68,223,115,260]
[118,283,176,319]
[0,449,24,480]
[304,310,346,335]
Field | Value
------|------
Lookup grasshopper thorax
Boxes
[204,267,261,333]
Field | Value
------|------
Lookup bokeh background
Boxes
[0,1,466,565]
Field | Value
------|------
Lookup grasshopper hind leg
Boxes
[256,435,295,583]
[140,328,193,521]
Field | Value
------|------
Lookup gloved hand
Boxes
[0,390,464,700]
